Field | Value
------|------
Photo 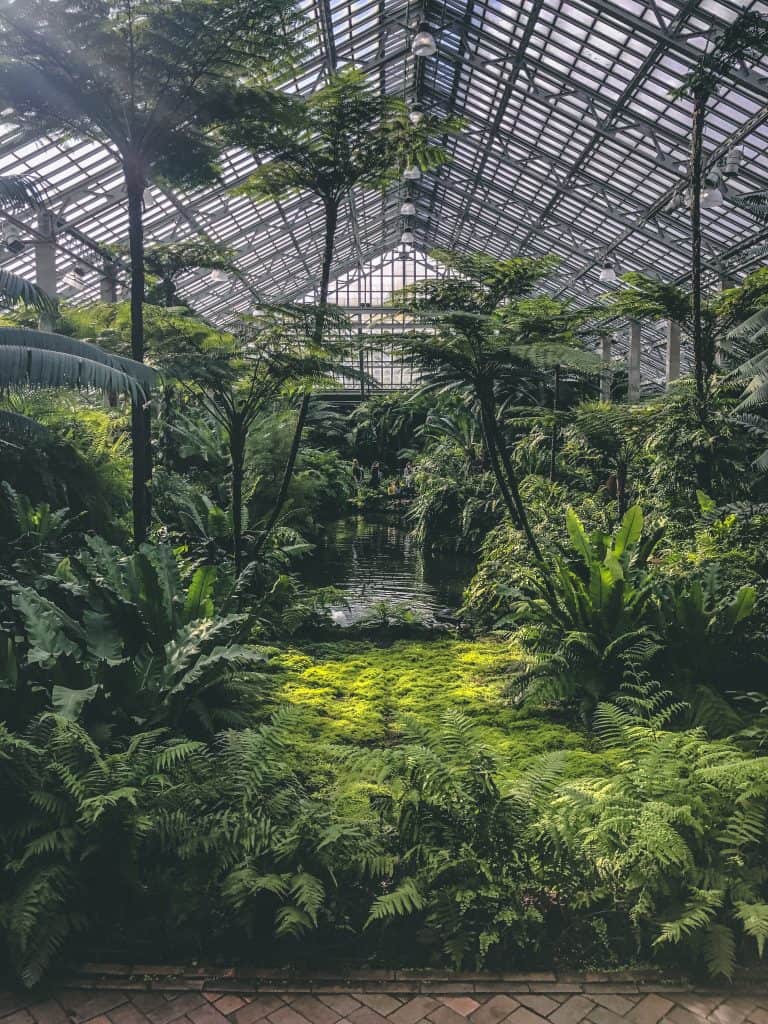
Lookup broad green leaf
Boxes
[696,490,716,515]
[603,552,624,582]
[83,610,123,662]
[566,507,592,563]
[11,587,81,666]
[613,505,643,557]
[52,684,99,721]
[184,566,217,620]
[588,565,615,613]
[722,586,757,629]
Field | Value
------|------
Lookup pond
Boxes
[300,518,475,626]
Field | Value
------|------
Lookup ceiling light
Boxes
[401,230,415,245]
[725,147,742,177]
[409,104,425,126]
[599,261,617,284]
[701,184,724,209]
[400,200,416,216]
[412,21,437,58]
[2,225,24,254]
[209,268,228,283]
[403,165,421,181]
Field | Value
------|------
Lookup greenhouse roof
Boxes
[1,0,768,382]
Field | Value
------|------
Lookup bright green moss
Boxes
[273,637,605,781]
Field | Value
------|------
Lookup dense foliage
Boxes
[1,4,768,988]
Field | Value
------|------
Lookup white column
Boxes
[34,209,56,331]
[100,259,118,303]
[600,333,612,402]
[666,320,681,387]
[628,320,641,402]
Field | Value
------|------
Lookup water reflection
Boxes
[300,518,474,626]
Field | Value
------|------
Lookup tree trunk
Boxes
[549,363,560,483]
[689,88,714,493]
[690,87,707,408]
[253,198,339,558]
[252,392,310,559]
[230,419,245,575]
[479,394,544,566]
[126,161,151,546]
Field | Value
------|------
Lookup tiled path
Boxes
[2,978,767,1024]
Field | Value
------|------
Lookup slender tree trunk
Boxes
[549,363,560,483]
[689,88,713,494]
[230,418,245,575]
[478,394,544,565]
[690,87,707,408]
[254,198,339,558]
[126,160,150,545]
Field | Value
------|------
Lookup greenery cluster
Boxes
[1,0,768,992]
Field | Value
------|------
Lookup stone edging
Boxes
[61,967,768,996]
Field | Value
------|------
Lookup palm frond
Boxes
[0,408,50,441]
[0,327,157,392]
[0,269,57,314]
[0,347,150,398]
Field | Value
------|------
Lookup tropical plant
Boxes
[510,506,663,715]
[0,325,155,397]
[559,401,654,518]
[0,538,271,735]
[0,717,209,985]
[540,698,768,979]
[0,0,297,541]
[221,69,458,545]
[397,249,574,566]
[178,307,347,571]
[365,711,564,969]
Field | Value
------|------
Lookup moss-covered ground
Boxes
[271,637,619,785]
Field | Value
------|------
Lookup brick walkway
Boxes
[2,976,767,1024]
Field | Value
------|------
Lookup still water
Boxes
[300,518,474,626]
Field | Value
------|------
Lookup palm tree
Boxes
[397,250,565,566]
[181,305,341,573]
[672,11,768,408]
[0,0,297,543]
[221,68,458,552]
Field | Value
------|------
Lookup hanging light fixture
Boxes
[209,268,228,283]
[401,229,415,245]
[403,165,421,181]
[409,103,425,126]
[400,199,416,216]
[412,21,437,58]
[700,181,724,208]
[725,147,742,177]
[599,260,617,284]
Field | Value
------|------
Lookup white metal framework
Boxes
[1,0,768,388]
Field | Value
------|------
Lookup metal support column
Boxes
[35,209,56,331]
[600,333,612,402]
[666,320,681,387]
[100,259,118,303]
[628,320,641,402]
